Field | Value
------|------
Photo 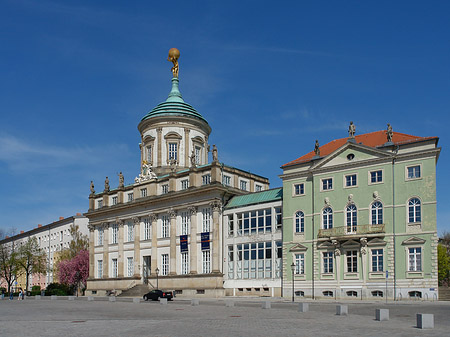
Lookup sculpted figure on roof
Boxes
[168,48,180,78]
[348,121,356,138]
[314,140,320,156]
[104,176,110,192]
[212,144,218,162]
[386,123,393,143]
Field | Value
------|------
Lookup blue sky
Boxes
[1,0,449,234]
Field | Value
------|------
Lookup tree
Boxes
[439,232,450,287]
[0,240,21,293]
[58,250,89,295]
[17,237,47,292]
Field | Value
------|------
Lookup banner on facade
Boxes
[180,235,188,252]
[201,232,210,250]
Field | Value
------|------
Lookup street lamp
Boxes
[290,262,295,302]
[155,267,159,289]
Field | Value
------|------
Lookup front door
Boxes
[143,256,151,284]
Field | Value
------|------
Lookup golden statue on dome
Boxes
[168,48,180,78]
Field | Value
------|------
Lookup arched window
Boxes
[322,207,333,229]
[295,211,304,233]
[346,204,357,233]
[408,198,421,223]
[371,201,383,225]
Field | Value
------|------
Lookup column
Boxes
[211,200,222,273]
[133,217,141,278]
[150,214,158,274]
[169,208,177,275]
[102,223,109,278]
[157,127,162,168]
[117,219,124,277]
[88,225,95,278]
[184,128,190,168]
[360,237,368,298]
[189,206,198,274]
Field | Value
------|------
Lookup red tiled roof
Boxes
[282,130,438,167]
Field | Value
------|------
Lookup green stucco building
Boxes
[280,126,440,300]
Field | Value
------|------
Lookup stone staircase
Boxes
[438,287,450,301]
[118,284,151,297]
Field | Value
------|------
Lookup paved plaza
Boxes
[1,297,449,336]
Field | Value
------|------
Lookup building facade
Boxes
[0,214,89,291]
[223,188,283,297]
[280,127,440,300]
[85,66,269,297]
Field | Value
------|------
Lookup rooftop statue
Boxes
[168,48,180,78]
[104,176,110,192]
[90,181,95,195]
[348,121,356,138]
[190,149,197,168]
[118,172,124,188]
[212,144,218,162]
[386,123,393,143]
[135,160,157,183]
[314,140,320,156]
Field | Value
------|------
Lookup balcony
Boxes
[318,224,385,238]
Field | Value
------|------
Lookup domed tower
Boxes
[137,48,211,176]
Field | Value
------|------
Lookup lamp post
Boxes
[291,262,295,302]
[155,267,159,289]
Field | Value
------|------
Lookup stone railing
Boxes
[318,224,385,238]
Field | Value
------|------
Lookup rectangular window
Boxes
[127,257,134,277]
[255,184,263,192]
[294,183,304,195]
[97,260,103,278]
[346,250,358,272]
[345,174,357,187]
[323,251,333,273]
[295,253,305,275]
[202,250,211,274]
[181,179,189,190]
[322,178,333,191]
[371,249,383,272]
[228,215,234,236]
[407,165,421,179]
[181,252,189,275]
[161,254,169,276]
[161,184,169,194]
[112,258,118,278]
[370,170,383,183]
[195,146,201,165]
[181,211,190,235]
[202,208,211,232]
[161,215,170,238]
[275,207,282,230]
[228,245,234,279]
[140,188,147,198]
[240,180,248,191]
[111,224,118,244]
[60,231,63,241]
[112,196,118,205]
[144,218,151,240]
[97,200,103,208]
[202,174,211,185]
[408,247,422,271]
[168,143,178,161]
[127,193,134,202]
[127,223,134,242]
[223,175,231,186]
[97,228,103,245]
[146,145,152,163]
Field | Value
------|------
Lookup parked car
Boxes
[143,289,174,301]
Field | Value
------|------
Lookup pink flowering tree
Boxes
[58,250,89,295]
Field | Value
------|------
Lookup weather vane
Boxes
[167,48,180,78]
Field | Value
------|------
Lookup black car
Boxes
[143,289,174,301]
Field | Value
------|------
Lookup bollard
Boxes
[133,298,141,304]
[298,303,309,313]
[35,295,41,300]
[375,309,389,321]
[417,314,434,329]
[225,300,234,307]
[262,301,271,309]
[191,299,199,306]
[109,296,116,302]
[68,296,75,301]
[87,296,94,301]
[336,305,348,316]
[160,298,168,305]
[51,295,58,300]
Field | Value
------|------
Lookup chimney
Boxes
[59,217,64,220]
[20,231,24,234]
[76,213,81,216]
[38,224,42,228]
[5,236,9,239]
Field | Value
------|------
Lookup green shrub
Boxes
[45,283,71,296]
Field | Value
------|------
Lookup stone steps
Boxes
[118,284,151,297]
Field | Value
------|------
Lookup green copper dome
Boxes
[140,77,208,124]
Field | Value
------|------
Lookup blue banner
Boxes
[201,232,210,251]
[180,235,188,252]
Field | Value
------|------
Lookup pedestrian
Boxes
[1,288,5,300]
[9,291,13,300]
[18,288,23,300]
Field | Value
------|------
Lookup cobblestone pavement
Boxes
[1,297,449,337]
